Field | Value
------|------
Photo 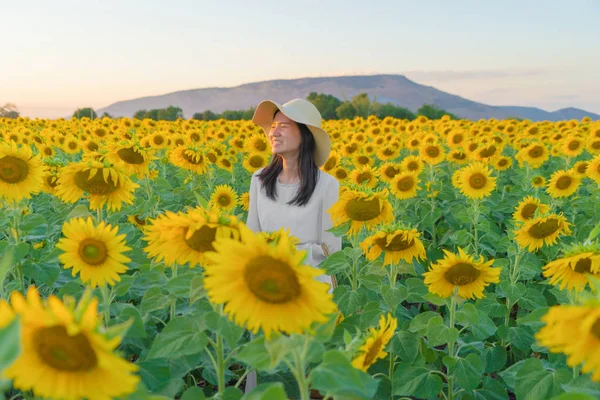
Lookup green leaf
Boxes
[223,387,244,400]
[482,346,507,373]
[390,331,420,364]
[550,394,598,400]
[406,278,428,302]
[408,311,440,335]
[518,287,547,311]
[499,281,527,300]
[381,285,407,310]
[140,287,172,315]
[336,286,367,315]
[236,337,275,372]
[20,213,47,241]
[445,353,483,391]
[189,275,206,305]
[165,272,197,298]
[309,350,379,399]
[561,376,600,397]
[113,275,137,297]
[392,363,443,399]
[320,251,349,275]
[180,387,206,400]
[110,303,147,338]
[498,359,527,391]
[456,303,479,326]
[515,359,571,400]
[0,318,20,372]
[242,382,288,400]
[422,292,447,306]
[517,307,549,329]
[468,310,497,341]
[508,326,535,352]
[426,316,459,347]
[147,315,208,359]
[0,245,16,291]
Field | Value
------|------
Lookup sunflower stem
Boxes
[216,333,226,397]
[447,292,457,400]
[388,263,397,288]
[428,164,437,248]
[96,207,103,224]
[471,198,480,256]
[144,175,152,200]
[101,285,112,328]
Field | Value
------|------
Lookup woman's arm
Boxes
[245,173,262,233]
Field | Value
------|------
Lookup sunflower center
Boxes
[183,151,204,165]
[384,166,399,178]
[244,255,301,304]
[74,169,119,195]
[573,258,592,274]
[323,157,337,170]
[357,156,369,165]
[362,335,384,368]
[528,146,543,157]
[444,262,481,286]
[46,175,58,188]
[453,152,466,160]
[376,234,414,251]
[591,318,600,340]
[426,146,440,157]
[406,162,419,171]
[34,325,98,372]
[117,147,145,164]
[452,134,463,144]
[533,177,544,185]
[78,238,108,266]
[383,148,394,156]
[335,169,347,179]
[568,141,580,150]
[556,176,572,190]
[528,218,560,239]
[218,195,231,206]
[0,156,29,184]
[254,141,267,151]
[498,158,508,166]
[479,146,497,157]
[357,172,372,183]
[153,135,165,145]
[468,173,487,189]
[577,163,588,174]
[184,225,217,252]
[344,197,382,221]
[396,176,415,192]
[249,155,264,168]
[521,203,538,220]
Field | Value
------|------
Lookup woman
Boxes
[244,98,341,393]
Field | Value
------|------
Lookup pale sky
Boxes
[1,0,599,118]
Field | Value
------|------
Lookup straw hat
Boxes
[252,98,331,167]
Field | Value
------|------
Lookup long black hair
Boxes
[257,110,319,207]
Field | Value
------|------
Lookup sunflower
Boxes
[4,286,139,400]
[517,143,549,168]
[321,150,340,172]
[446,149,469,165]
[332,166,349,182]
[376,145,400,161]
[104,141,156,177]
[259,226,301,249]
[514,213,572,252]
[389,171,420,200]
[128,214,148,229]
[240,192,250,211]
[209,184,239,213]
[146,132,169,150]
[494,156,513,171]
[561,136,584,157]
[586,137,600,155]
[513,196,550,223]
[535,303,600,381]
[243,151,269,173]
[352,314,397,372]
[202,224,337,339]
[546,169,581,198]
[447,131,466,148]
[244,133,270,154]
[55,161,139,212]
[349,165,379,189]
[587,154,600,184]
[532,175,546,188]
[169,146,209,175]
[56,217,131,287]
[419,142,446,165]
[401,155,425,174]
[572,161,589,177]
[423,247,501,299]
[144,207,241,268]
[542,248,600,292]
[360,226,426,266]
[378,162,401,183]
[454,161,496,199]
[0,142,46,202]
[217,156,234,172]
[328,188,394,235]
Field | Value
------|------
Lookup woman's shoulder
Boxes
[318,170,340,189]
[251,168,265,180]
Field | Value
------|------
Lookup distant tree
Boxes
[133,110,147,119]
[72,107,97,119]
[375,103,416,120]
[0,103,19,118]
[241,107,255,120]
[306,92,342,120]
[101,112,113,119]
[351,93,371,118]
[195,110,218,120]
[335,101,357,119]
[417,104,458,120]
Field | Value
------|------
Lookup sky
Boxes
[1,0,599,118]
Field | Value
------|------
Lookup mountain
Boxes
[97,74,600,121]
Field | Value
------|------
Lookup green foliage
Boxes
[133,106,183,121]
[306,92,342,120]
[72,107,98,119]
[0,103,19,119]
[417,103,459,119]
[192,107,255,121]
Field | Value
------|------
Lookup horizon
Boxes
[1,0,599,118]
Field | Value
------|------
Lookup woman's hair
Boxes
[257,110,319,206]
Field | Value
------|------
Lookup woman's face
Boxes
[269,112,302,157]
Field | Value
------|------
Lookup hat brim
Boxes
[252,100,331,167]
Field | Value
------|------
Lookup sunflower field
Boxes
[1,115,600,400]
